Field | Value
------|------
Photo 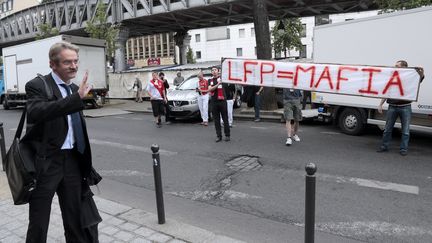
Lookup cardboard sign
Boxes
[221,58,421,101]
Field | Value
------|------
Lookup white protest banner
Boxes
[221,58,421,101]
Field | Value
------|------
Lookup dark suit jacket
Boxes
[23,73,92,177]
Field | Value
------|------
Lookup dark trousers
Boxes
[212,100,230,138]
[26,149,88,243]
[164,102,171,122]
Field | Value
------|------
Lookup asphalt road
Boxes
[1,108,431,243]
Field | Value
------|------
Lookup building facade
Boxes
[188,10,379,62]
[0,0,39,19]
[126,33,176,68]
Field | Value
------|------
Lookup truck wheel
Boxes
[3,99,10,110]
[338,108,365,135]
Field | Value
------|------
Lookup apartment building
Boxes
[188,10,379,62]
[0,0,39,19]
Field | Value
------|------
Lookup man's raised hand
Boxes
[78,71,92,98]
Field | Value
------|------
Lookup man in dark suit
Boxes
[24,41,96,242]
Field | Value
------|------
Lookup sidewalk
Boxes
[0,172,244,243]
[85,99,317,121]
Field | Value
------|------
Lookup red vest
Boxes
[151,79,165,98]
[198,78,209,95]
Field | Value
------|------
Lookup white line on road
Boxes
[319,173,419,195]
[249,126,268,130]
[98,170,151,177]
[90,139,177,156]
[320,131,342,135]
[167,190,262,201]
[314,221,432,237]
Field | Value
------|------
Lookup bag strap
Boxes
[14,107,27,139]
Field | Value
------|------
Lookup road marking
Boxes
[319,173,419,195]
[90,139,177,156]
[312,221,432,237]
[320,131,341,135]
[249,126,268,130]
[98,170,151,177]
[167,190,262,201]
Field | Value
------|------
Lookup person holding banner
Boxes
[377,61,424,156]
[208,67,230,142]
[147,72,167,128]
[283,88,302,146]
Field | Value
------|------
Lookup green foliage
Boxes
[375,0,432,13]
[85,3,119,59]
[271,18,303,58]
[186,47,196,64]
[35,23,59,40]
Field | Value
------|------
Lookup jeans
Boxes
[381,105,412,152]
[254,94,261,119]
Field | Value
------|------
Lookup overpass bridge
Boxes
[0,0,378,69]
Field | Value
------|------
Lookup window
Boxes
[239,28,245,38]
[315,15,331,26]
[196,51,201,59]
[236,48,243,57]
[7,0,12,11]
[301,24,306,38]
[251,28,255,37]
[299,45,307,58]
[195,34,201,42]
[206,27,230,41]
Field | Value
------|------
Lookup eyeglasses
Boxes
[61,60,79,66]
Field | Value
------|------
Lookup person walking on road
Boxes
[197,71,209,126]
[173,71,184,86]
[159,72,172,124]
[24,41,100,242]
[377,60,424,156]
[132,74,143,103]
[283,88,302,146]
[208,67,230,142]
[147,72,167,128]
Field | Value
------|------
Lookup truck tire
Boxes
[338,108,365,135]
[3,99,10,110]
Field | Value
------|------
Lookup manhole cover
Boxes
[226,155,262,172]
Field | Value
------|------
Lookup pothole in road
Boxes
[226,155,262,172]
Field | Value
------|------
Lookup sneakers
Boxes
[292,134,301,142]
[254,118,260,122]
[225,136,230,142]
[215,137,222,142]
[376,147,388,153]
[285,137,292,146]
[400,150,408,156]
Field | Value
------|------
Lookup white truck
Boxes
[312,6,432,135]
[2,35,108,109]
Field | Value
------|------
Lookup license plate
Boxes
[171,107,183,111]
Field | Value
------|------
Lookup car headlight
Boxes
[190,99,198,105]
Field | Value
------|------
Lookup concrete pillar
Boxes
[114,27,130,72]
[174,31,191,65]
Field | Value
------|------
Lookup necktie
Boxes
[60,84,86,154]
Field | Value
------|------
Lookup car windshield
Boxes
[178,75,212,90]
[178,77,199,90]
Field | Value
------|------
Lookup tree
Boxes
[186,47,196,64]
[85,2,119,62]
[271,18,303,58]
[253,0,277,110]
[35,23,59,40]
[375,0,432,13]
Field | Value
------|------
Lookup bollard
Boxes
[0,123,6,171]
[151,144,165,224]
[305,163,317,243]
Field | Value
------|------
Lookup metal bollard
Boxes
[151,144,165,224]
[0,122,6,171]
[305,163,317,243]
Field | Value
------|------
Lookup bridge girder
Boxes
[0,0,377,48]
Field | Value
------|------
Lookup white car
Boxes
[167,74,242,120]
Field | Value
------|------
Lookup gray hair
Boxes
[49,41,79,63]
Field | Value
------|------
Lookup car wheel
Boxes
[3,98,10,110]
[338,108,365,135]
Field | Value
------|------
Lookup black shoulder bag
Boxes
[4,74,52,205]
